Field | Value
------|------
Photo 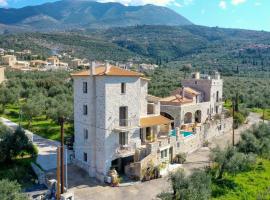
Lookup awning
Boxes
[140,115,171,128]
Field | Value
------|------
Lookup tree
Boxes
[0,124,37,163]
[0,87,19,113]
[0,179,28,200]
[182,64,192,79]
[22,94,46,127]
[210,146,256,180]
[158,170,211,200]
[46,94,73,124]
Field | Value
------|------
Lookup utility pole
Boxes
[59,117,65,194]
[57,147,61,200]
[232,99,235,146]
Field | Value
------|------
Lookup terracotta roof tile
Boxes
[160,95,193,106]
[71,65,144,77]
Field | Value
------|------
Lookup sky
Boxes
[0,0,269,31]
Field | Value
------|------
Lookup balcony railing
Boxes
[115,144,135,157]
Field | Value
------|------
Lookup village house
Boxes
[1,55,17,67]
[47,56,60,66]
[30,60,49,68]
[71,66,232,182]
[0,66,5,84]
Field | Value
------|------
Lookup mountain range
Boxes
[0,0,192,32]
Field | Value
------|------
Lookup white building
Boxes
[72,63,171,181]
[72,67,232,182]
[160,71,223,129]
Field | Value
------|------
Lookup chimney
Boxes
[181,86,185,99]
[105,61,111,73]
[90,61,96,76]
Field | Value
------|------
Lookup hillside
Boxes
[0,0,192,32]
[1,25,270,75]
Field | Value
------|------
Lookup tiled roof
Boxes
[160,95,193,106]
[140,115,171,128]
[171,87,200,96]
[71,65,144,77]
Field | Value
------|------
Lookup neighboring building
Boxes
[30,60,49,68]
[0,66,5,84]
[71,59,84,67]
[13,61,30,69]
[139,63,158,72]
[72,62,172,181]
[47,56,60,66]
[72,68,232,182]
[1,55,17,67]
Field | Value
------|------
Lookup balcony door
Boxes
[119,106,128,126]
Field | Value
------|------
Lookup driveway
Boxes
[46,113,263,200]
[0,117,63,171]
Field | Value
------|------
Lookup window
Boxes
[83,82,88,94]
[161,149,168,159]
[119,132,128,146]
[83,152,87,162]
[83,105,88,115]
[121,83,126,94]
[119,106,128,126]
[84,129,88,140]
[216,106,219,113]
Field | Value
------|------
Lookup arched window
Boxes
[184,112,192,124]
[195,110,202,123]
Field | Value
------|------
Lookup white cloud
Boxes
[219,1,227,9]
[98,0,175,6]
[98,0,194,6]
[0,0,8,6]
[254,2,261,6]
[231,0,246,6]
[174,2,183,7]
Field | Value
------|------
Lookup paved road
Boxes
[0,117,61,171]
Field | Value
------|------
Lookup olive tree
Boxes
[0,179,28,200]
[158,170,211,200]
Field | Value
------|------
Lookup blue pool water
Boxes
[170,130,193,137]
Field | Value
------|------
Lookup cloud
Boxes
[0,0,7,6]
[98,0,194,6]
[231,0,246,6]
[174,2,183,7]
[219,1,227,9]
[254,2,261,6]
[98,0,175,6]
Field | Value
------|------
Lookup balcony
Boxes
[115,144,135,158]
[113,118,138,131]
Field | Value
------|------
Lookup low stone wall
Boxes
[31,162,47,186]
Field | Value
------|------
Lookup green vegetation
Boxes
[0,70,73,141]
[0,122,38,189]
[251,108,270,121]
[0,179,28,200]
[159,123,270,200]
[212,159,270,200]
[2,25,270,75]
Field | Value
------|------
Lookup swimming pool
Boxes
[170,130,193,137]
